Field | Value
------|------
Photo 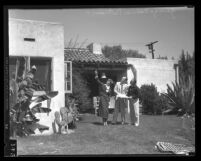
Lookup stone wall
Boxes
[9,18,65,135]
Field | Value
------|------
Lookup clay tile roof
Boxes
[64,48,127,65]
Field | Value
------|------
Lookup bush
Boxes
[140,83,168,115]
[66,68,92,112]
[155,94,171,115]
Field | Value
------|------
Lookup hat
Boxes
[101,73,106,79]
[31,65,37,71]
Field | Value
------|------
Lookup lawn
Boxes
[16,113,195,155]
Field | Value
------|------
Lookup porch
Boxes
[64,48,129,111]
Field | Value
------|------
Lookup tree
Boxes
[179,50,194,83]
[102,45,123,60]
[125,49,146,58]
[102,45,146,60]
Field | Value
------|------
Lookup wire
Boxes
[100,42,146,45]
[66,40,147,45]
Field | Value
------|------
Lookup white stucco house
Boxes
[9,18,65,135]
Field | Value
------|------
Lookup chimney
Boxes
[87,43,102,54]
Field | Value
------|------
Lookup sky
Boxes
[9,7,194,59]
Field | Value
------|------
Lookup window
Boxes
[30,57,52,92]
[9,56,52,92]
[64,61,72,93]
[24,38,35,42]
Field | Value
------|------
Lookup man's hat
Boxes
[101,73,107,79]
[31,65,37,71]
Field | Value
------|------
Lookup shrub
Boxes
[155,94,171,115]
[140,83,162,115]
[140,83,170,115]
[66,68,92,112]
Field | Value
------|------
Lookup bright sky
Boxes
[9,7,194,59]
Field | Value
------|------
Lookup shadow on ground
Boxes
[91,121,130,126]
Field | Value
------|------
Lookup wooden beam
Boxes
[79,67,127,71]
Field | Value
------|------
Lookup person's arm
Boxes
[114,83,120,95]
[94,70,104,86]
[128,65,137,81]
[126,86,132,99]
[114,83,127,98]
[130,65,135,75]
[136,86,141,99]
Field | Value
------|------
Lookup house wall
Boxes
[126,58,179,93]
[9,18,65,135]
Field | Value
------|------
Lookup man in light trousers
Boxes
[112,77,128,125]
[127,78,140,126]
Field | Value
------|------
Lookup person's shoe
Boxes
[62,131,67,134]
[121,121,125,125]
[135,123,139,127]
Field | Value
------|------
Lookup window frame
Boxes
[64,61,72,93]
[9,56,52,92]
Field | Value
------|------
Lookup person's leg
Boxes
[120,98,126,124]
[103,118,107,126]
[101,96,109,125]
[134,99,140,126]
[104,97,109,123]
[99,96,103,119]
[129,99,135,125]
[112,98,120,124]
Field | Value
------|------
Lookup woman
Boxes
[127,78,140,126]
[95,70,112,126]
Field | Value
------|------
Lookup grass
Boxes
[16,113,195,155]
